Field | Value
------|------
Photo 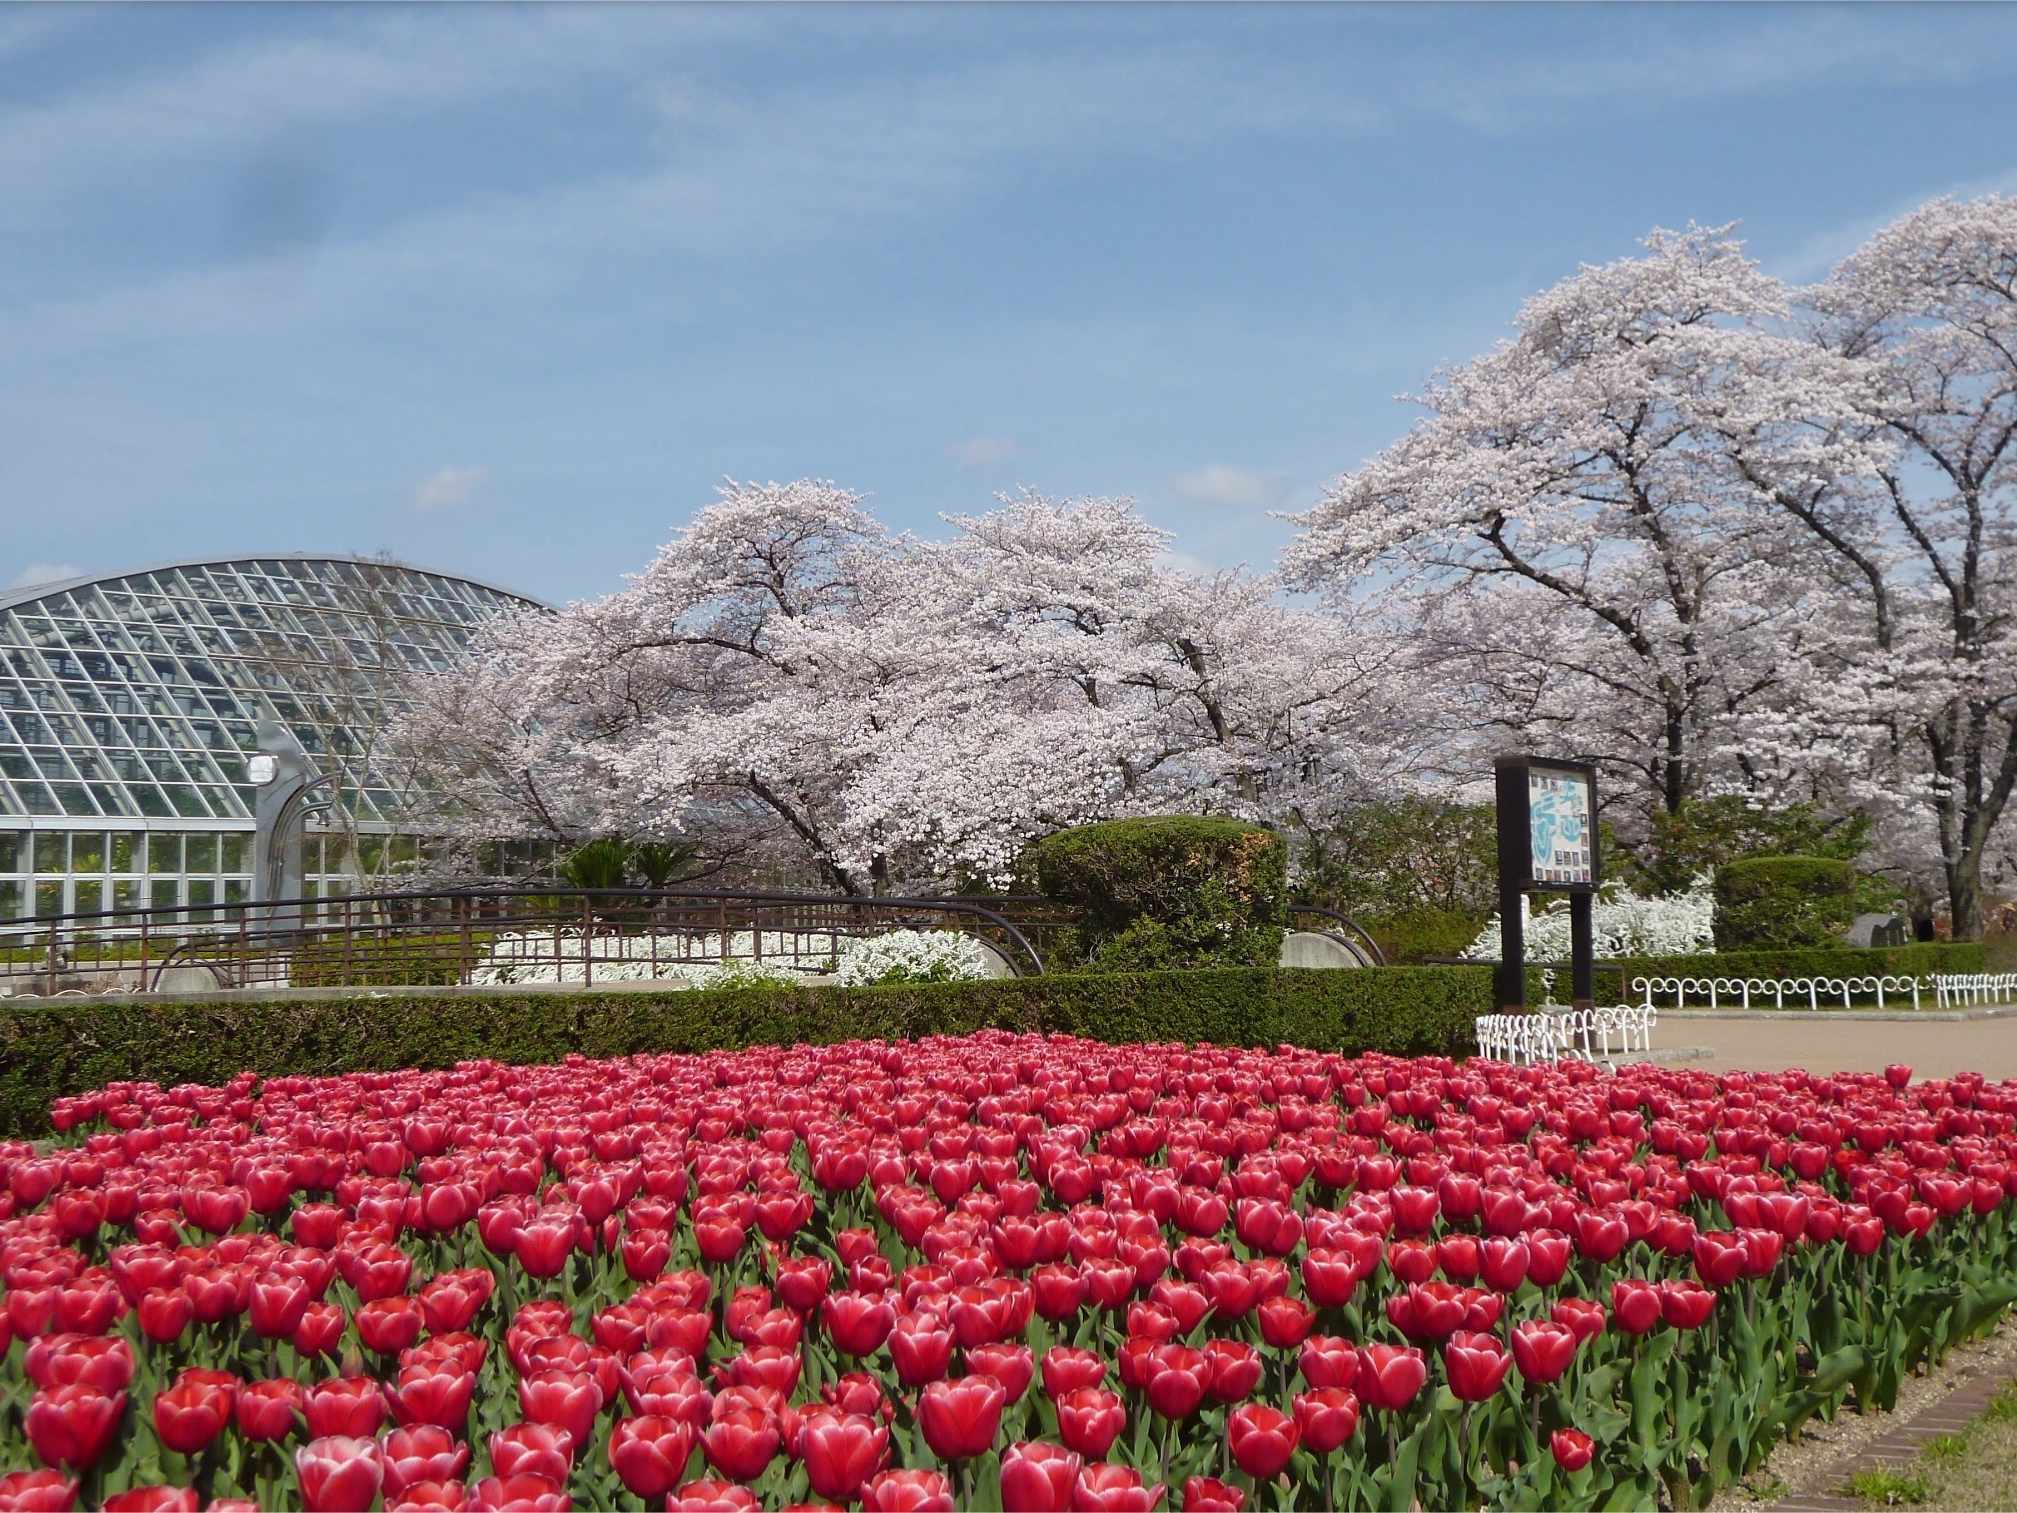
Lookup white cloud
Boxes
[1170,465,1293,511]
[7,562,82,591]
[410,466,489,512]
[948,437,1016,467]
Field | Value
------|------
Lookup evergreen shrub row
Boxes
[0,965,1488,1137]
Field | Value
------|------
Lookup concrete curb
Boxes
[1659,1004,2017,1023]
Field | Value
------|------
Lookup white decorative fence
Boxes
[1474,1005,1658,1066]
[1932,973,2017,1009]
[1628,971,2017,1012]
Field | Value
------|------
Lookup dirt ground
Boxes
[1647,1010,2017,1081]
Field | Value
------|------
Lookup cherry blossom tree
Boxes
[396,481,1415,894]
[1281,227,1855,828]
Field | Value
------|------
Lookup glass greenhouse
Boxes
[0,556,540,922]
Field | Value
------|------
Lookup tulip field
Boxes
[3,1034,2016,1512]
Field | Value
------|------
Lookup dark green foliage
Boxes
[0,966,1487,1138]
[1360,907,1488,966]
[1714,855,1860,950]
[1295,799,1499,919]
[1031,817,1288,972]
[559,838,634,890]
[288,932,480,987]
[1623,796,1871,895]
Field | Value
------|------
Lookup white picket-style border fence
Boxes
[1628,971,2017,1013]
[1474,1005,1657,1066]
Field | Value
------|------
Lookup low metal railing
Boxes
[0,887,1046,997]
[1473,1005,1658,1065]
[1631,971,2017,1012]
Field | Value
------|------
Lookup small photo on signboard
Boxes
[1527,768,1593,886]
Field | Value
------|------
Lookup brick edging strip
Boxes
[1768,1347,2016,1511]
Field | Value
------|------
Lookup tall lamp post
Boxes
[1494,754,1600,1013]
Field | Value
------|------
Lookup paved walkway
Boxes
[1648,1008,2017,1081]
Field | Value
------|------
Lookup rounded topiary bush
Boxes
[1712,854,1858,950]
[1030,815,1288,972]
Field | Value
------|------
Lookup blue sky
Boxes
[5,3,2017,605]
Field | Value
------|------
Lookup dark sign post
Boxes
[1494,755,1601,1013]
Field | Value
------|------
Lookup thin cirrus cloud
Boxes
[410,466,488,513]
[948,438,1016,468]
[6,562,82,592]
[1170,466,1294,512]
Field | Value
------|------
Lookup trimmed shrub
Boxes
[1714,855,1859,950]
[1031,816,1288,971]
[0,965,1486,1137]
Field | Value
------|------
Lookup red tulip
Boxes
[1524,1230,1572,1287]
[668,1480,758,1511]
[1444,1330,1512,1403]
[26,1336,133,1396]
[889,1312,956,1387]
[1297,1334,1357,1390]
[293,1303,346,1358]
[466,1474,567,1512]
[1292,1387,1360,1453]
[1692,1230,1746,1288]
[1001,1441,1083,1513]
[1202,1339,1262,1405]
[489,1423,575,1485]
[800,1408,891,1502]
[1611,1280,1663,1336]
[153,1373,232,1455]
[382,1426,470,1498]
[356,1297,426,1357]
[702,1406,780,1482]
[1180,1477,1244,1512]
[1510,1320,1578,1385]
[512,1218,577,1279]
[1572,1208,1629,1264]
[1257,1294,1315,1349]
[970,1342,1036,1403]
[918,1373,1007,1460]
[137,1287,193,1345]
[607,1414,695,1501]
[1659,1280,1718,1331]
[1070,1463,1164,1512]
[1551,1427,1595,1472]
[1550,1297,1607,1343]
[822,1290,897,1357]
[1057,1386,1126,1459]
[1886,1064,1912,1089]
[1042,1347,1108,1403]
[519,1370,602,1446]
[249,1272,312,1339]
[1354,1345,1426,1412]
[305,1377,386,1440]
[100,1490,198,1512]
[1032,1264,1090,1322]
[861,1468,956,1511]
[24,1385,125,1470]
[295,1435,385,1513]
[0,1469,79,1512]
[1229,1403,1301,1477]
[389,1362,477,1433]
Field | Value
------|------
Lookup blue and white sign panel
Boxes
[1527,768,1594,887]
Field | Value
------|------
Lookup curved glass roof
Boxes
[0,555,541,824]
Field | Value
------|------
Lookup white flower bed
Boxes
[1464,874,1715,962]
[687,958,805,990]
[833,929,991,986]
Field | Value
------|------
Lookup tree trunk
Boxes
[1946,851,1984,943]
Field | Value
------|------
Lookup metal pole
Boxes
[1570,891,1595,1010]
[1494,760,1527,1013]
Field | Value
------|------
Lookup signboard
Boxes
[1527,767,1594,887]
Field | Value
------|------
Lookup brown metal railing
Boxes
[0,887,1047,997]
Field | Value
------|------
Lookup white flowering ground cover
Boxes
[1464,876,1716,963]
[832,928,992,986]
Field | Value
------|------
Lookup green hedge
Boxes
[1030,816,1288,972]
[1714,854,1860,950]
[0,966,1488,1138]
